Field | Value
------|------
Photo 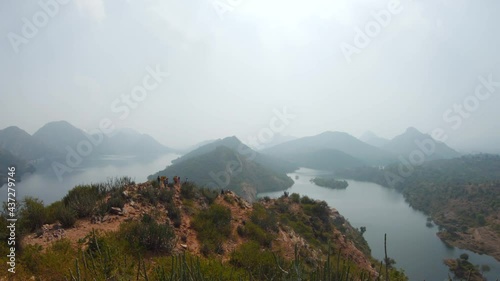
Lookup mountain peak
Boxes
[1,126,30,136]
[404,127,422,135]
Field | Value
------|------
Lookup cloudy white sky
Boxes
[1,0,499,153]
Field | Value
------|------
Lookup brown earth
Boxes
[437,226,500,261]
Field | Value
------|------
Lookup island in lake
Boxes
[310,177,349,189]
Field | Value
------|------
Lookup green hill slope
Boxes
[149,146,294,201]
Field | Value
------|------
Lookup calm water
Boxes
[259,168,500,281]
[1,153,179,205]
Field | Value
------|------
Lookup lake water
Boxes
[1,153,179,205]
[259,168,500,281]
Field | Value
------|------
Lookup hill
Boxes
[262,131,395,170]
[254,133,297,150]
[275,148,365,171]
[149,146,294,201]
[0,126,57,160]
[380,127,460,161]
[0,148,35,184]
[172,136,243,164]
[2,177,406,280]
[0,121,172,161]
[172,136,298,174]
[98,128,172,155]
[33,121,91,156]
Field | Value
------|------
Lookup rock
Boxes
[110,207,122,215]
[119,209,128,216]
[122,191,130,198]
[181,244,188,249]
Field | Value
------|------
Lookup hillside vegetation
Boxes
[337,154,500,260]
[149,146,294,202]
[0,177,407,280]
[311,178,349,189]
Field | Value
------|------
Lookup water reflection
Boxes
[259,168,500,281]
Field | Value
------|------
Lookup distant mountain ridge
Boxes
[0,126,58,160]
[262,131,396,170]
[0,121,173,163]
[381,127,460,160]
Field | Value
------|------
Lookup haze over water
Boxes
[0,153,179,205]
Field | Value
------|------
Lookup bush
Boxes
[192,204,232,256]
[63,185,102,218]
[139,186,159,205]
[19,197,47,233]
[158,189,174,204]
[166,203,182,228]
[200,188,218,205]
[77,230,133,279]
[181,182,197,200]
[106,196,126,210]
[239,222,274,247]
[119,214,175,253]
[47,201,77,228]
[300,195,315,205]
[251,204,278,232]
[290,193,300,203]
[230,241,280,278]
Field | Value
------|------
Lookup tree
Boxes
[19,197,47,233]
[459,253,469,261]
[360,226,367,236]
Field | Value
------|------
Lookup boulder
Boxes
[110,207,122,215]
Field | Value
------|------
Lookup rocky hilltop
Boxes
[2,178,406,280]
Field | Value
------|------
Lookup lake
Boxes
[259,168,500,281]
[1,153,179,205]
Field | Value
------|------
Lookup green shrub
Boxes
[151,180,160,189]
[200,188,218,205]
[181,182,197,200]
[290,193,300,203]
[47,201,77,228]
[230,241,280,278]
[19,197,47,233]
[251,203,278,232]
[192,204,232,256]
[166,203,182,228]
[300,195,315,205]
[139,186,158,205]
[158,189,174,204]
[240,222,274,248]
[106,196,126,210]
[119,214,175,254]
[19,244,43,273]
[63,185,102,218]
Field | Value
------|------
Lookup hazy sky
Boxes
[1,0,499,153]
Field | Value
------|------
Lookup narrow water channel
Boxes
[258,168,500,281]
